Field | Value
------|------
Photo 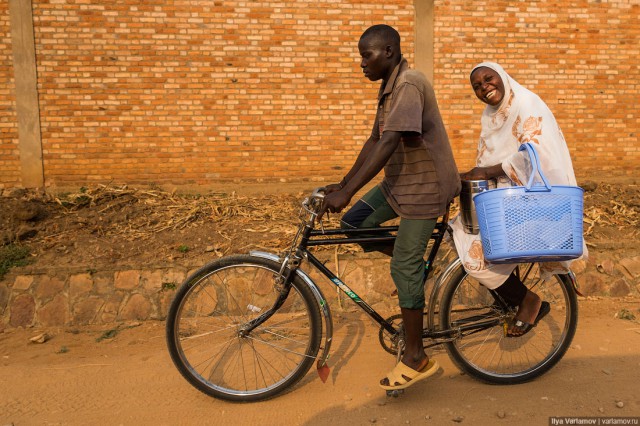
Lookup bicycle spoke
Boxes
[249,339,276,391]
[239,338,249,391]
[245,334,314,360]
[442,263,577,383]
[167,258,321,401]
[200,334,238,381]
[246,339,293,385]
[213,271,251,323]
[181,329,235,354]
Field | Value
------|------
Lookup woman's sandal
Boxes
[507,301,551,337]
[379,359,440,391]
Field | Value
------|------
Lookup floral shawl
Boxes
[473,62,578,188]
[451,62,586,288]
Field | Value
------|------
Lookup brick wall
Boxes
[1,0,638,188]
[0,2,20,188]
[435,0,640,172]
[27,0,416,187]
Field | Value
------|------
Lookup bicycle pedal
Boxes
[385,389,404,398]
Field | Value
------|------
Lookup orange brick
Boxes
[1,0,637,189]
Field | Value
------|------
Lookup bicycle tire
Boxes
[439,262,578,384]
[166,254,322,402]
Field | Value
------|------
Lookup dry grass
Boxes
[13,181,639,259]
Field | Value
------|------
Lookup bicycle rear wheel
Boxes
[166,254,322,402]
[439,262,578,384]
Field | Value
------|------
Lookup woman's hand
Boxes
[460,164,505,181]
[460,167,489,181]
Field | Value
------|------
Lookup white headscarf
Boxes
[450,62,586,287]
[471,62,577,188]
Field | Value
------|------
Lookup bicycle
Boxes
[165,187,579,402]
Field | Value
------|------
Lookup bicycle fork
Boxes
[249,250,335,373]
[239,255,298,336]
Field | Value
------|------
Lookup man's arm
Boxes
[324,135,378,195]
[341,134,377,186]
[319,130,402,216]
[342,130,401,197]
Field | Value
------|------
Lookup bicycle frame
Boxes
[305,222,449,336]
[250,189,499,368]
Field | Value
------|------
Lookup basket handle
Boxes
[519,142,552,192]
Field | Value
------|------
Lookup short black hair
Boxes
[360,24,401,50]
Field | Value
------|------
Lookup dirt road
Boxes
[1,296,639,426]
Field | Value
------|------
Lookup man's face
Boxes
[470,67,505,106]
[358,36,391,82]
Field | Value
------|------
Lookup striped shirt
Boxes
[372,58,461,219]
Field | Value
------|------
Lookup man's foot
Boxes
[381,307,434,388]
[379,358,439,390]
[380,356,428,387]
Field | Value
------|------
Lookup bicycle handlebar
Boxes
[300,187,326,227]
[309,187,326,204]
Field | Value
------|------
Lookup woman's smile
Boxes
[470,67,505,106]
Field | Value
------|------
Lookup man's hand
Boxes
[323,183,343,195]
[317,189,351,220]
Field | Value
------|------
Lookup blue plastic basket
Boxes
[473,143,584,264]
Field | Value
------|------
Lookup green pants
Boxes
[340,186,437,309]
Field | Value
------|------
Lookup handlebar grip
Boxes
[310,187,326,200]
[303,187,326,215]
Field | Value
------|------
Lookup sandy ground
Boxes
[1,296,639,426]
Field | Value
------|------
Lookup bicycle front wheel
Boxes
[166,254,322,402]
[439,262,578,384]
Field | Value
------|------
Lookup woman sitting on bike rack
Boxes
[450,62,587,337]
[318,24,461,391]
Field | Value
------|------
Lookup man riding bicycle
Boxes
[318,24,460,391]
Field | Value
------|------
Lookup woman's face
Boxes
[470,67,505,106]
